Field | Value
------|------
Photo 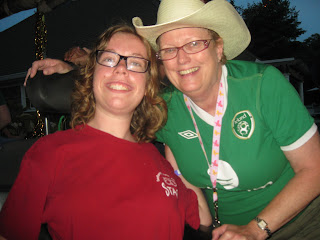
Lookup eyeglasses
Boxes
[96,50,150,73]
[156,39,213,61]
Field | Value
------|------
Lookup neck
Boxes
[187,65,223,116]
[88,111,136,142]
[189,82,220,116]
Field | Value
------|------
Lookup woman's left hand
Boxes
[211,222,267,240]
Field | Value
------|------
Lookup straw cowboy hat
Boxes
[133,0,251,60]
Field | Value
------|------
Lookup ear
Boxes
[215,38,224,62]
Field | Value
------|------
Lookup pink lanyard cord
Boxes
[184,80,224,225]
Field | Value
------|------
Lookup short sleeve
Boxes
[168,161,200,229]
[179,184,200,229]
[259,65,314,147]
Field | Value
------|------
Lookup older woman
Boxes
[0,24,203,240]
[133,0,320,239]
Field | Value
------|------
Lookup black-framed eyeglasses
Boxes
[156,39,213,61]
[96,50,150,73]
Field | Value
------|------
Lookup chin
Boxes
[179,84,201,94]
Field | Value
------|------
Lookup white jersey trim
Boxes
[281,123,318,151]
[187,65,228,126]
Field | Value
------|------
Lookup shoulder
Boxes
[226,60,280,79]
[25,129,77,158]
[160,85,182,102]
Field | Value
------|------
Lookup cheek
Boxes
[92,75,99,91]
[162,61,175,72]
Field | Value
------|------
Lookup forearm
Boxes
[182,177,212,226]
[164,145,212,226]
[0,105,11,130]
[255,168,320,235]
[256,133,320,236]
[212,170,320,240]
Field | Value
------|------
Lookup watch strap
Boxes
[255,217,272,238]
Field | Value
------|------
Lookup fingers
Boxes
[211,225,251,240]
[24,68,31,86]
[24,60,48,86]
[212,225,227,240]
[24,58,73,86]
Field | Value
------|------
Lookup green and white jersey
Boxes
[156,60,316,225]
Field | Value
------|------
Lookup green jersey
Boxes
[157,60,316,225]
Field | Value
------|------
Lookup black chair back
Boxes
[26,70,76,113]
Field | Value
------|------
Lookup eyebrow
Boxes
[104,49,146,58]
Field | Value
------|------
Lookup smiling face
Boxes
[159,28,224,100]
[92,32,148,118]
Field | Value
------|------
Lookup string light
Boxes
[32,110,45,137]
[35,12,47,60]
[32,11,47,137]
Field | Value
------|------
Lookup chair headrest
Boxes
[26,71,76,113]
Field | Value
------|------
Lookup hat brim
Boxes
[133,0,251,60]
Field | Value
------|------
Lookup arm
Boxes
[24,58,74,86]
[165,145,212,227]
[212,131,320,240]
[0,104,11,130]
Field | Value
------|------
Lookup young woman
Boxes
[0,24,205,240]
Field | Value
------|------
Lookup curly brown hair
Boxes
[70,24,167,143]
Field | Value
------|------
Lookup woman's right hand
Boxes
[24,58,74,86]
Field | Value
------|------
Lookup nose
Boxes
[176,48,190,65]
[114,59,128,74]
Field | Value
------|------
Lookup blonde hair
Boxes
[208,29,227,65]
[71,24,167,143]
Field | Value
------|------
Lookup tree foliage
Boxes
[302,34,320,88]
[236,0,306,59]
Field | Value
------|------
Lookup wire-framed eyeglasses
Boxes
[156,39,213,61]
[96,50,150,73]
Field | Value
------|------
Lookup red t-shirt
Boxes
[0,125,199,239]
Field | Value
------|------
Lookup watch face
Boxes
[258,219,267,229]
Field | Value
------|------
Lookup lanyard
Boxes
[183,79,224,226]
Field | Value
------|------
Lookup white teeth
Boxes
[179,67,199,75]
[109,84,128,90]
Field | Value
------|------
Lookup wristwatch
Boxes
[255,217,272,238]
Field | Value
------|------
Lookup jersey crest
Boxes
[231,110,255,139]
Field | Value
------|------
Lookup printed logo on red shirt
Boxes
[156,172,178,198]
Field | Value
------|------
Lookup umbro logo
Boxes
[178,130,198,139]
